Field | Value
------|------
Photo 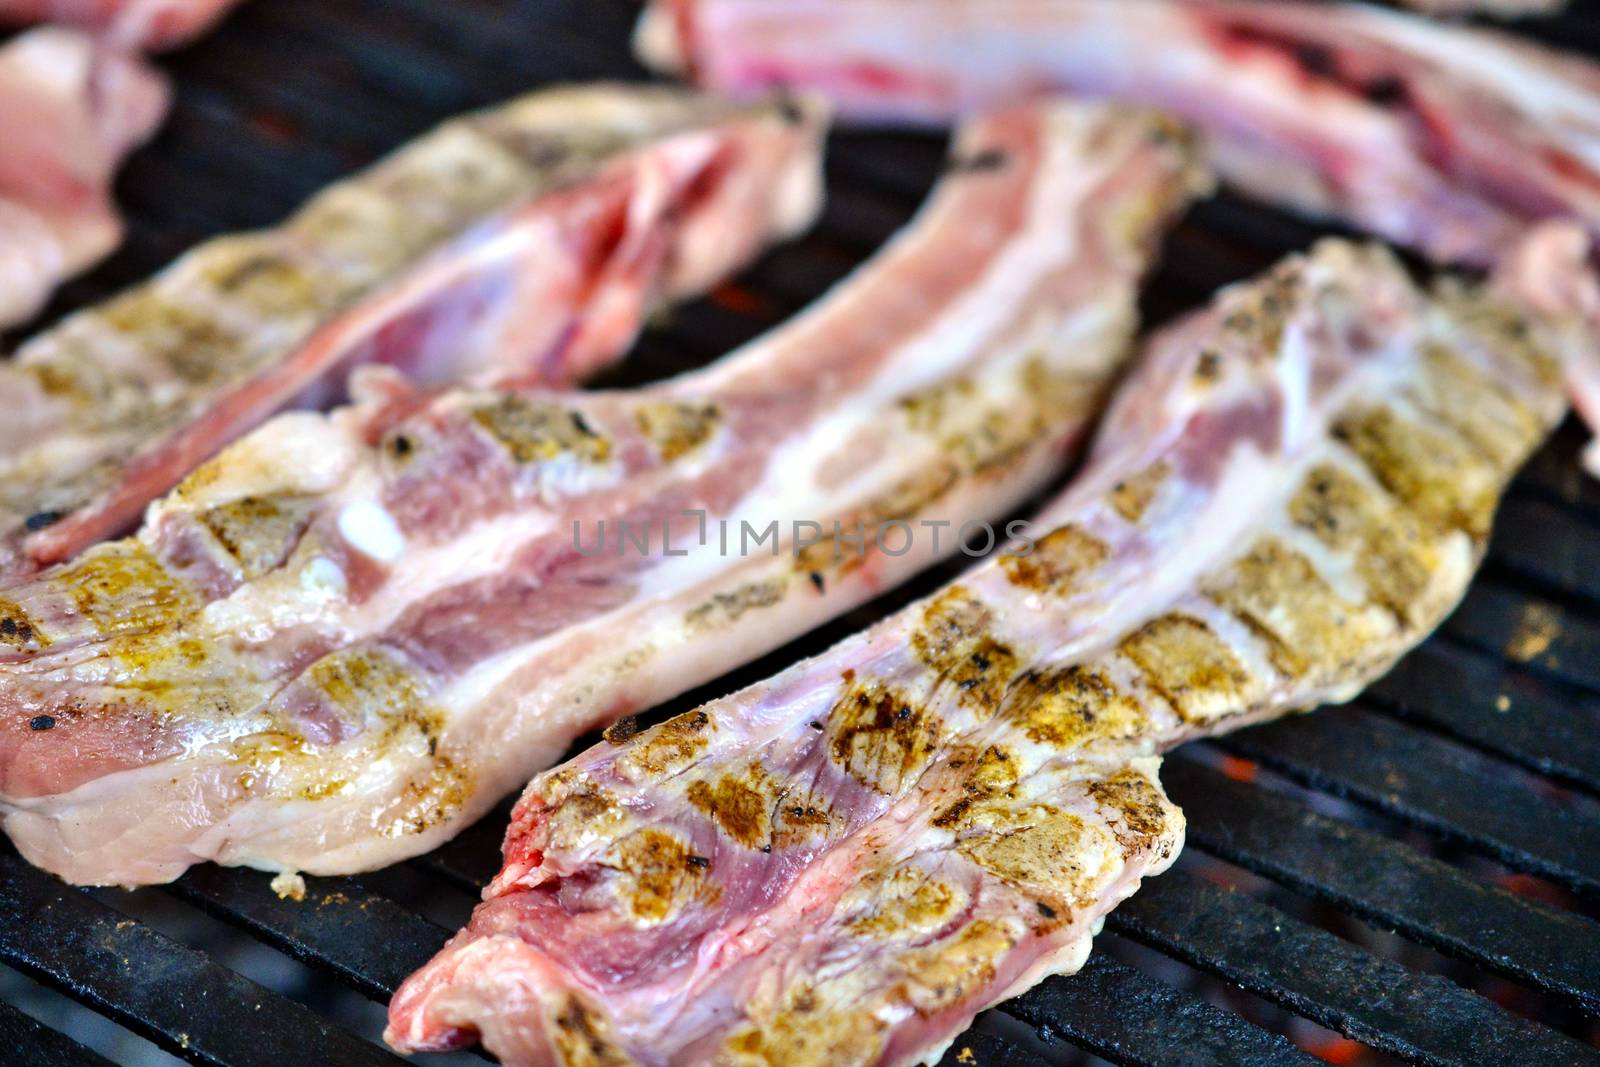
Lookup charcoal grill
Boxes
[3,2,1599,1065]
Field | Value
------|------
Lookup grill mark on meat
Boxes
[1001,666,1146,751]
[551,994,636,1067]
[606,827,718,924]
[827,683,941,795]
[1000,524,1109,595]
[634,400,722,461]
[386,227,1591,1065]
[469,395,615,466]
[1107,459,1173,523]
[685,762,777,849]
[1205,536,1397,681]
[1288,460,1444,628]
[1333,403,1501,537]
[1118,614,1260,725]
[911,589,1019,716]
[196,495,316,581]
[843,865,968,940]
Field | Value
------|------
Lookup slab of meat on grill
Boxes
[0,0,242,50]
[0,86,828,580]
[0,100,1210,886]
[0,26,167,329]
[638,0,1600,466]
[386,225,1590,1067]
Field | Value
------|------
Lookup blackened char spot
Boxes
[1365,75,1408,107]
[1295,43,1337,78]
[603,716,641,745]
[24,511,64,532]
[776,92,806,125]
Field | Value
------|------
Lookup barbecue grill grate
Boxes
[2,2,1598,1065]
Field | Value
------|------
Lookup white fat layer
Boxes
[338,499,406,562]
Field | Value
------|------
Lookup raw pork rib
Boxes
[0,100,1209,885]
[0,86,827,578]
[388,228,1589,1066]
[639,0,1600,466]
[0,0,241,50]
[0,26,167,328]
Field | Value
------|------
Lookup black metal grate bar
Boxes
[1364,640,1600,793]
[1444,581,1600,694]
[1163,757,1600,1014]
[1520,424,1600,523]
[165,868,450,1002]
[1218,706,1600,895]
[0,853,404,1067]
[1490,494,1600,607]
[0,999,116,1067]
[1002,955,1322,1067]
[1109,872,1600,1067]
[931,1016,1049,1066]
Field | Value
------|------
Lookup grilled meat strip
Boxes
[638,0,1600,463]
[0,26,167,328]
[0,100,1208,886]
[387,226,1589,1067]
[0,0,242,50]
[0,86,827,578]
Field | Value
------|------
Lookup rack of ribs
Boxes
[387,224,1592,1067]
[637,0,1600,467]
[0,0,243,50]
[0,85,828,579]
[0,99,1210,887]
[0,26,168,328]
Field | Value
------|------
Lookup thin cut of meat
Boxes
[0,86,828,579]
[387,225,1592,1067]
[637,0,1600,465]
[0,0,242,50]
[0,26,167,328]
[0,100,1210,886]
